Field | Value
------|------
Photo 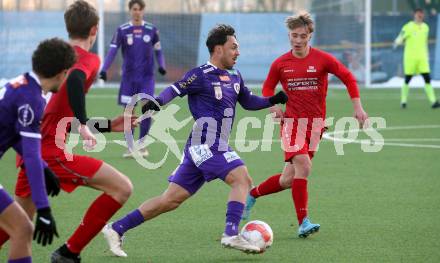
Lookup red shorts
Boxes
[281,119,326,162]
[15,152,103,197]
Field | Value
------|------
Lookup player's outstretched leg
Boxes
[221,166,260,254]
[102,182,190,257]
[51,163,132,263]
[243,164,295,221]
[241,193,256,221]
[242,173,285,221]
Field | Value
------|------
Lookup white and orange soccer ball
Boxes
[240,220,273,252]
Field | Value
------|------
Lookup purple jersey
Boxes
[157,62,272,153]
[0,72,49,209]
[102,21,165,79]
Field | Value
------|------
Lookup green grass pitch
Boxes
[1,87,439,262]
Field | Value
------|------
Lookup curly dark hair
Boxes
[206,24,236,54]
[64,0,99,39]
[32,38,76,78]
[129,0,145,10]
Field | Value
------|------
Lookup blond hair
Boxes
[285,12,314,33]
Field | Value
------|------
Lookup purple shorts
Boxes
[168,145,245,195]
[118,76,155,105]
[0,186,14,214]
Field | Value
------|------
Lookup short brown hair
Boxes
[64,0,99,39]
[285,12,314,33]
[129,0,145,10]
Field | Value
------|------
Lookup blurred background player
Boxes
[100,24,287,256]
[394,8,439,109]
[242,13,368,238]
[0,38,75,263]
[99,0,167,158]
[0,1,135,262]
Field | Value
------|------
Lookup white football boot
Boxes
[221,234,261,254]
[102,223,127,257]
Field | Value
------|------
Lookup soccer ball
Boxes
[240,220,273,251]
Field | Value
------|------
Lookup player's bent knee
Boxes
[279,175,293,188]
[11,217,33,242]
[238,173,252,188]
[294,159,312,178]
[116,178,133,203]
[226,166,251,187]
[20,220,33,241]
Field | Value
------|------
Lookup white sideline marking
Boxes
[323,124,440,149]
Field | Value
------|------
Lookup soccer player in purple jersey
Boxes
[0,38,75,263]
[101,24,288,256]
[99,0,166,157]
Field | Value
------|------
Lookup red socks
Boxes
[292,178,308,225]
[66,193,122,253]
[250,174,283,198]
[0,229,9,246]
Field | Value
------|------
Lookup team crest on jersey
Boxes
[214,86,222,100]
[17,104,34,127]
[233,83,240,94]
[127,34,133,45]
[143,35,151,43]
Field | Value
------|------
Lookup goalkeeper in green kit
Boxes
[394,8,439,109]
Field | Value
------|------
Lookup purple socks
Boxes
[224,201,244,236]
[112,209,145,236]
[8,257,32,263]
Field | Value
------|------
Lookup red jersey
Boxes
[41,46,100,154]
[263,47,359,120]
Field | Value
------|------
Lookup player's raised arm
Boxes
[327,54,368,127]
[99,28,122,81]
